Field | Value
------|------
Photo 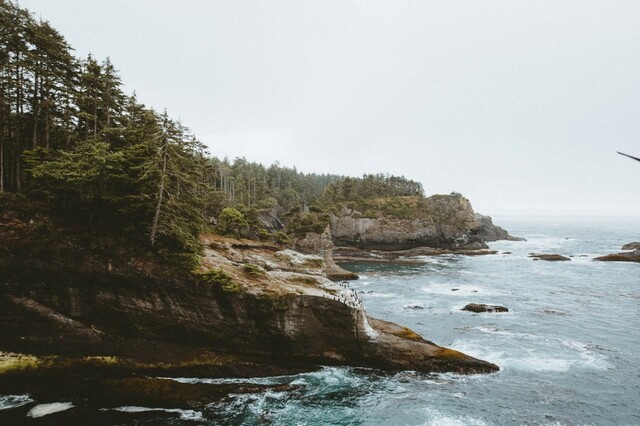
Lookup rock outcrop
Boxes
[462,303,509,313]
[329,195,489,251]
[472,213,524,242]
[529,253,571,261]
[294,225,358,280]
[622,242,640,250]
[594,250,640,263]
[0,206,497,377]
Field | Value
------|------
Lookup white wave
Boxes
[110,406,204,421]
[165,375,289,385]
[421,283,497,296]
[0,394,33,410]
[505,357,573,372]
[27,402,74,418]
[561,340,611,370]
[472,326,518,336]
[362,292,394,298]
[449,342,571,372]
[419,407,490,426]
[404,303,427,310]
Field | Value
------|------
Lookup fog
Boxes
[20,0,640,215]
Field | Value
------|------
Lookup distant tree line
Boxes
[319,174,424,203]
[0,0,427,266]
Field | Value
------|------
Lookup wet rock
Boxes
[594,250,640,263]
[529,253,571,261]
[403,304,425,310]
[621,242,640,250]
[461,303,509,313]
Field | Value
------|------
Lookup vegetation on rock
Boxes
[200,268,243,292]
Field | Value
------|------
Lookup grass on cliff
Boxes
[200,269,244,293]
[242,263,266,278]
[326,196,428,220]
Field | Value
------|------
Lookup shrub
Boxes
[201,268,243,292]
[272,231,291,244]
[216,207,248,236]
[242,263,265,278]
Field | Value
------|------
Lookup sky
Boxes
[18,0,640,216]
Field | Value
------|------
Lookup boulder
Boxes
[461,303,509,313]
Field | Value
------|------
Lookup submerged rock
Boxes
[403,304,425,310]
[529,253,571,261]
[461,304,509,313]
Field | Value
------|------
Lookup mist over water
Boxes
[2,216,639,424]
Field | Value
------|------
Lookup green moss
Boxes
[0,352,42,373]
[396,327,423,341]
[436,348,469,361]
[242,263,266,278]
[330,196,429,220]
[200,268,243,293]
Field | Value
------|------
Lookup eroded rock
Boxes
[461,303,509,313]
[594,250,640,263]
[472,214,525,242]
[529,253,571,261]
[622,242,640,250]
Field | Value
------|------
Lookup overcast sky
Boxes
[19,0,640,216]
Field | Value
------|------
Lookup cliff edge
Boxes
[326,194,521,251]
[0,204,497,376]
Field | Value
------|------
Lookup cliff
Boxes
[327,194,519,251]
[0,203,497,377]
[472,213,524,242]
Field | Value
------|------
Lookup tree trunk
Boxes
[31,70,39,148]
[150,139,169,247]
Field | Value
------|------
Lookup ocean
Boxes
[2,216,639,425]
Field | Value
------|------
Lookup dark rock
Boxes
[403,304,425,310]
[622,242,640,250]
[333,246,498,264]
[0,207,498,376]
[472,214,525,242]
[594,250,640,263]
[529,253,571,261]
[461,303,509,313]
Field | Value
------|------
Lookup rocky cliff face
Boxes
[0,206,497,375]
[329,195,487,250]
[472,213,524,242]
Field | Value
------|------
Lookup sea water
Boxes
[2,216,639,425]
